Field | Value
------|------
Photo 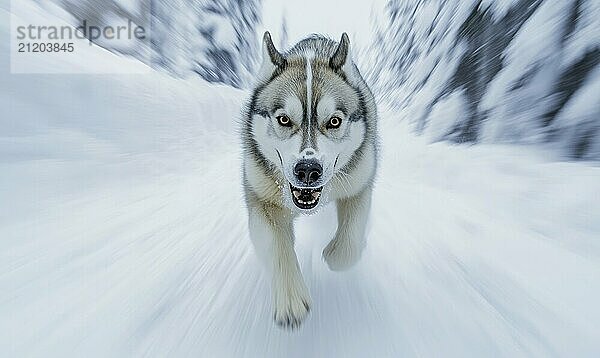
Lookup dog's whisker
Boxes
[334,174,351,196]
[335,169,354,194]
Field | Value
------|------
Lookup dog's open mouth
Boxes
[290,184,323,209]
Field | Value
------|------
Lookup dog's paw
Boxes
[273,283,311,330]
[322,236,362,271]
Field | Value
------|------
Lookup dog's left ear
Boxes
[330,33,351,71]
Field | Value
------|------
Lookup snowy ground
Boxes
[2,3,600,358]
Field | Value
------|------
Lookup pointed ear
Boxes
[256,31,285,83]
[330,33,351,70]
[262,31,285,67]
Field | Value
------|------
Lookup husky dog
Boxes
[241,32,378,329]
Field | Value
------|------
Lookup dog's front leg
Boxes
[323,187,372,271]
[248,203,311,329]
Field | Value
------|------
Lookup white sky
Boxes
[259,0,387,51]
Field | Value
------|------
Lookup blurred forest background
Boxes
[35,0,600,160]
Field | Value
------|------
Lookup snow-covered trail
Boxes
[2,82,600,357]
[2,5,600,357]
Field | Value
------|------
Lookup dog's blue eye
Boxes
[276,115,292,127]
[326,116,342,129]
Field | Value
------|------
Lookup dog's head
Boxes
[249,32,367,212]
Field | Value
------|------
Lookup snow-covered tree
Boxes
[45,0,262,87]
[368,0,600,160]
[192,0,262,88]
[50,0,151,58]
[149,0,198,76]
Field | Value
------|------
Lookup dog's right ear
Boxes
[257,32,285,82]
[263,31,285,67]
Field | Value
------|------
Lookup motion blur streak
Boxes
[1,0,599,357]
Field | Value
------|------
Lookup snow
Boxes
[2,2,600,357]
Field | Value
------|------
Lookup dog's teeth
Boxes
[290,185,323,208]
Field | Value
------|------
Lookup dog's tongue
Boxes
[300,190,319,201]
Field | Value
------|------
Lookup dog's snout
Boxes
[294,160,322,186]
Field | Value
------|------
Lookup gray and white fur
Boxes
[241,32,378,329]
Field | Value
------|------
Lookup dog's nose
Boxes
[294,160,322,186]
